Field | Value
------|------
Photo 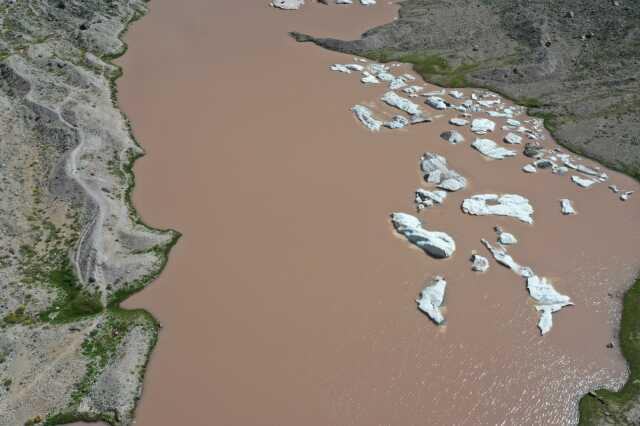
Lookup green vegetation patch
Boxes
[579,276,640,425]
[362,50,479,88]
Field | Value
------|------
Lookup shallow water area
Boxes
[118,1,640,425]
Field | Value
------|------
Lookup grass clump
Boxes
[579,276,640,425]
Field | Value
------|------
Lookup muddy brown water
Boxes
[117,1,640,424]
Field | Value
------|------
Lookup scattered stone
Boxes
[522,164,537,173]
[421,152,467,191]
[351,105,382,131]
[471,118,496,134]
[481,239,534,278]
[416,276,447,324]
[440,130,464,145]
[384,115,409,129]
[472,138,517,159]
[381,91,423,116]
[390,213,456,258]
[462,194,534,224]
[426,96,448,110]
[534,159,555,169]
[571,175,597,188]
[504,132,523,144]
[449,117,468,126]
[471,254,490,272]
[606,342,615,349]
[523,142,544,158]
[560,199,576,215]
[527,276,572,335]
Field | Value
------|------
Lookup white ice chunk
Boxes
[416,276,447,324]
[391,213,456,259]
[472,138,517,159]
[351,105,382,131]
[462,194,534,224]
[471,118,496,134]
[381,91,423,116]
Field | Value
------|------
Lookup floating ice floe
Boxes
[271,0,304,9]
[360,72,380,84]
[426,96,448,110]
[497,228,518,245]
[381,91,423,116]
[449,118,468,126]
[391,213,456,258]
[351,105,382,131]
[471,254,490,272]
[527,276,572,335]
[384,115,409,129]
[462,194,534,224]
[377,72,395,82]
[402,73,416,81]
[440,131,464,145]
[416,276,447,325]
[471,118,496,134]
[560,199,576,215]
[522,164,537,173]
[481,239,534,278]
[504,133,523,145]
[621,191,634,201]
[360,0,377,5]
[421,153,467,191]
[472,138,517,160]
[415,189,447,210]
[449,90,464,99]
[571,175,596,188]
[329,63,364,73]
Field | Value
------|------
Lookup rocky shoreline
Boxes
[291,0,640,180]
[0,1,177,424]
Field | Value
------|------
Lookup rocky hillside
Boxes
[0,1,177,424]
[293,0,640,178]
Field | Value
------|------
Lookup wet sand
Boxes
[118,1,640,424]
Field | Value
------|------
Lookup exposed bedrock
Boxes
[290,0,640,176]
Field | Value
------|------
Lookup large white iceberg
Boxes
[472,138,517,159]
[471,118,496,134]
[391,213,456,258]
[381,91,423,116]
[527,276,572,335]
[351,105,382,131]
[421,153,467,192]
[462,194,534,224]
[416,276,447,324]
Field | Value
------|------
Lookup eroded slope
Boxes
[0,1,177,424]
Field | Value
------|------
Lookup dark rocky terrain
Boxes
[293,0,640,178]
[0,1,177,424]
